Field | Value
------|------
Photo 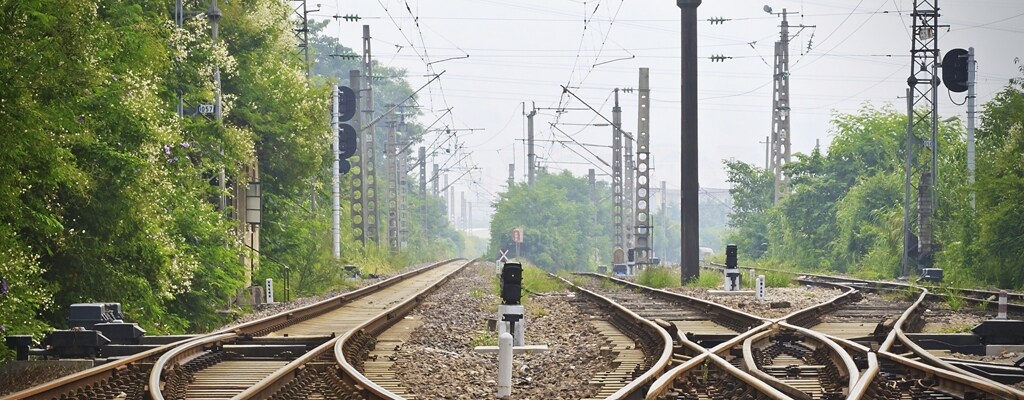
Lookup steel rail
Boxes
[328,259,471,399]
[149,333,237,400]
[552,273,675,399]
[578,272,764,331]
[883,287,1024,399]
[1,336,195,400]
[223,259,470,399]
[644,321,789,399]
[3,259,462,400]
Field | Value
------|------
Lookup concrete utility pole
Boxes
[588,169,597,222]
[331,86,341,259]
[660,180,667,259]
[759,136,770,169]
[349,70,371,246]
[611,89,625,264]
[419,146,427,237]
[432,163,440,197]
[770,9,792,204]
[633,68,653,268]
[386,115,400,252]
[460,192,467,232]
[677,0,701,282]
[902,0,942,276]
[527,107,537,186]
[209,0,226,212]
[361,25,381,246]
[967,47,976,209]
[508,163,515,187]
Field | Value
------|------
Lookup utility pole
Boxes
[397,109,410,250]
[527,107,537,187]
[967,47,976,209]
[588,168,596,214]
[508,163,515,188]
[611,89,625,264]
[633,68,653,268]
[661,180,668,260]
[386,114,400,252]
[331,86,341,258]
[360,26,380,246]
[419,147,427,239]
[902,0,943,276]
[759,136,770,169]
[677,0,701,282]
[349,70,370,246]
[769,9,791,203]
[175,0,184,117]
[209,0,226,213]
[432,163,440,197]
[624,115,635,253]
[460,192,467,232]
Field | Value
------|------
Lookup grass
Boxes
[763,270,794,287]
[470,330,497,347]
[521,263,566,293]
[942,287,966,311]
[687,272,723,288]
[938,324,975,333]
[637,267,680,289]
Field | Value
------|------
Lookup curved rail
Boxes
[578,272,764,331]
[553,273,675,399]
[149,333,237,400]
[5,259,463,400]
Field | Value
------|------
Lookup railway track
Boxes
[3,259,469,400]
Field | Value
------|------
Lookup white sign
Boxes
[265,278,274,303]
[198,104,215,115]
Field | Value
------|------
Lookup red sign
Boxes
[511,228,523,243]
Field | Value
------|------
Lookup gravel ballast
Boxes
[387,262,616,399]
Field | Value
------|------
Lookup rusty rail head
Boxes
[214,258,464,337]
[329,259,472,399]
[0,336,197,400]
[877,350,1024,400]
[231,258,471,398]
[577,272,764,329]
[645,347,791,400]
[2,259,464,400]
[552,273,675,400]
[149,333,237,400]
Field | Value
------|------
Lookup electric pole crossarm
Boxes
[360,71,445,134]
[560,85,635,142]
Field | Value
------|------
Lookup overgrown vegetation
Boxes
[521,263,567,294]
[638,267,679,289]
[0,1,463,362]
[725,64,1024,290]
[687,273,723,289]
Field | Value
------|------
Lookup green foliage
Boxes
[0,0,452,350]
[725,103,986,284]
[470,330,497,347]
[488,171,607,272]
[637,267,679,288]
[521,263,566,294]
[687,272,723,288]
[971,60,1024,288]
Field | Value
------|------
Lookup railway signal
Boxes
[338,85,357,174]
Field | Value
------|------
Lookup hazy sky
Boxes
[312,0,1024,226]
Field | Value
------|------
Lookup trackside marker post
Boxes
[998,290,1008,320]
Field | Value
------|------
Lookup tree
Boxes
[489,171,608,271]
